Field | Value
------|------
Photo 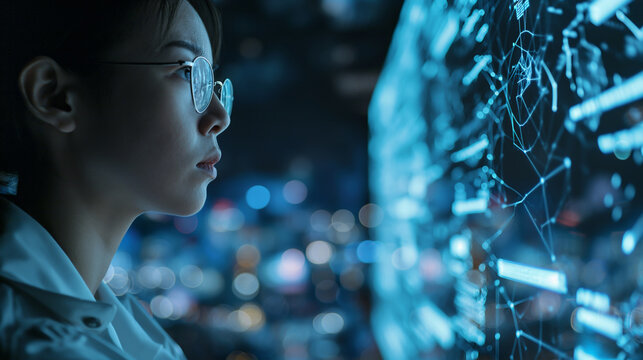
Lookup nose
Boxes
[199,96,230,136]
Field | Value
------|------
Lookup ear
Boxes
[18,56,80,133]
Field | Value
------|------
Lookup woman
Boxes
[0,0,232,358]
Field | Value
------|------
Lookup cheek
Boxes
[92,73,193,155]
[74,73,203,201]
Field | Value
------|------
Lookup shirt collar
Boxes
[0,196,96,301]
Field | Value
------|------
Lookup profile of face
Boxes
[19,0,230,217]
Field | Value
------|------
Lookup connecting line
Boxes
[541,181,554,259]
[496,296,533,308]
[516,331,572,359]
[524,204,556,260]
[563,37,572,79]
[616,10,643,40]
[497,284,525,360]
[481,212,515,250]
[501,163,565,208]
[542,62,558,112]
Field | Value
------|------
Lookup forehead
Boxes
[160,1,213,62]
[108,0,213,63]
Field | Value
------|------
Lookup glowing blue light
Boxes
[575,307,622,340]
[416,302,455,349]
[497,258,567,294]
[462,56,492,86]
[514,0,530,20]
[569,70,643,122]
[622,231,636,254]
[450,234,470,258]
[616,10,643,40]
[574,346,615,360]
[576,288,610,312]
[451,134,489,162]
[622,215,642,254]
[453,315,485,345]
[431,14,459,60]
[461,9,484,37]
[475,23,489,42]
[246,185,270,209]
[452,197,488,216]
[588,0,632,26]
[597,122,643,154]
[546,7,563,15]
[542,63,558,112]
[356,240,379,263]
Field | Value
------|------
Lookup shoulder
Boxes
[0,283,129,360]
[115,293,187,360]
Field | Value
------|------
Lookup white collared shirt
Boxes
[0,197,187,359]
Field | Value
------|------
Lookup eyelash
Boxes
[177,66,191,81]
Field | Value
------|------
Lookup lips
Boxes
[197,151,221,167]
[196,150,221,178]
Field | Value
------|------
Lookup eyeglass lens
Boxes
[191,57,213,113]
[192,57,233,116]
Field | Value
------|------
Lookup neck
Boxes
[15,171,139,296]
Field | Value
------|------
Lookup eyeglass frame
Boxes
[96,55,232,115]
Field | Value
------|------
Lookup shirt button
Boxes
[82,316,101,329]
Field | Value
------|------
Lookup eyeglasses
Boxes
[98,56,233,115]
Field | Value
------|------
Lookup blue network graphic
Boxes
[368,0,643,359]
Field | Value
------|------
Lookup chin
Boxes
[162,186,208,217]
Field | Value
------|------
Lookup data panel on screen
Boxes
[368,0,642,359]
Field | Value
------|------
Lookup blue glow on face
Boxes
[246,185,271,209]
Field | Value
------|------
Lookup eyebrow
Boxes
[160,40,205,57]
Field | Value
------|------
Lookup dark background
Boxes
[116,1,404,359]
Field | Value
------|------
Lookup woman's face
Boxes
[69,0,229,216]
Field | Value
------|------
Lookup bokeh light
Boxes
[313,311,345,334]
[246,185,271,210]
[179,265,204,289]
[137,265,162,289]
[283,179,308,204]
[331,209,355,232]
[232,272,260,299]
[236,244,262,268]
[209,206,245,232]
[195,268,225,298]
[356,240,379,263]
[278,248,307,282]
[150,295,173,319]
[310,209,332,232]
[108,266,130,296]
[305,240,334,265]
[358,203,384,228]
[174,215,199,234]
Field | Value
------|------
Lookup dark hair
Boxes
[0,0,222,194]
